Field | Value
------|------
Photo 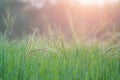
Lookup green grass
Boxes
[0,35,119,80]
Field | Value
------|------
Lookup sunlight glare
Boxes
[78,0,119,6]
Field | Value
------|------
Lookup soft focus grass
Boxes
[0,8,120,80]
[0,34,120,80]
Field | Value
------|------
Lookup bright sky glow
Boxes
[20,0,119,8]
[78,0,119,6]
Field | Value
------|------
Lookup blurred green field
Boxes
[0,34,119,80]
[0,1,120,80]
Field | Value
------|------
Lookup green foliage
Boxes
[0,34,119,80]
[0,1,119,80]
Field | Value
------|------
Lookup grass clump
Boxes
[0,32,119,80]
[0,8,119,80]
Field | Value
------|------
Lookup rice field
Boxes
[0,5,120,80]
[0,33,120,80]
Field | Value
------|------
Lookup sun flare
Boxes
[78,0,119,6]
[79,0,104,6]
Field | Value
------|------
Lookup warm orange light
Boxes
[78,0,119,6]
[80,0,104,6]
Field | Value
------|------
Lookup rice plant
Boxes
[2,8,16,39]
[0,6,120,80]
[0,27,120,80]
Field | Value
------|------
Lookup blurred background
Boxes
[0,0,120,41]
